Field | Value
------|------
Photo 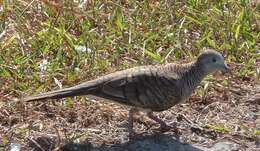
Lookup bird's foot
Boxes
[158,122,181,134]
[147,112,179,133]
[128,131,145,140]
[159,123,174,132]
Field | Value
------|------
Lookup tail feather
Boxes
[23,83,99,102]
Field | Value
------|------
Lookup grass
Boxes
[0,0,259,150]
[205,124,232,133]
[0,0,259,97]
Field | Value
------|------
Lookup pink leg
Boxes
[147,112,174,132]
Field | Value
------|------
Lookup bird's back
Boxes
[24,63,200,112]
[85,64,186,111]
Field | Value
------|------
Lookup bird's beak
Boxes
[221,63,231,74]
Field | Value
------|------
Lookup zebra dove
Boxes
[24,49,230,137]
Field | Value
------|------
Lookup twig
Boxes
[195,101,219,123]
[177,113,193,124]
[54,126,61,148]
[20,0,37,17]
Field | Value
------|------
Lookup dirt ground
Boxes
[0,63,259,151]
[0,0,259,150]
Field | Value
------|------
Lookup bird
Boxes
[24,49,230,137]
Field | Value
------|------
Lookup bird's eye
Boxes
[212,58,216,63]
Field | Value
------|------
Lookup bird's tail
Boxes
[23,83,98,102]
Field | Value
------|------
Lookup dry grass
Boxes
[0,0,259,150]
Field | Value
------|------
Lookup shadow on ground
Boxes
[61,134,206,151]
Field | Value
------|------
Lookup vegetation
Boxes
[0,0,259,150]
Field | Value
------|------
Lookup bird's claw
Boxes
[157,123,181,135]
[128,131,145,140]
[159,124,173,132]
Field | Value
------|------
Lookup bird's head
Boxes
[196,49,230,75]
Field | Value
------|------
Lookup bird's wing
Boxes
[96,67,181,109]
[98,69,145,105]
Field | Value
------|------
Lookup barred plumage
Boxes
[24,49,230,137]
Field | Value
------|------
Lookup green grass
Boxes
[0,1,259,149]
[0,0,259,97]
[205,124,232,133]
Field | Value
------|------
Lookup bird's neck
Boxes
[181,62,207,90]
